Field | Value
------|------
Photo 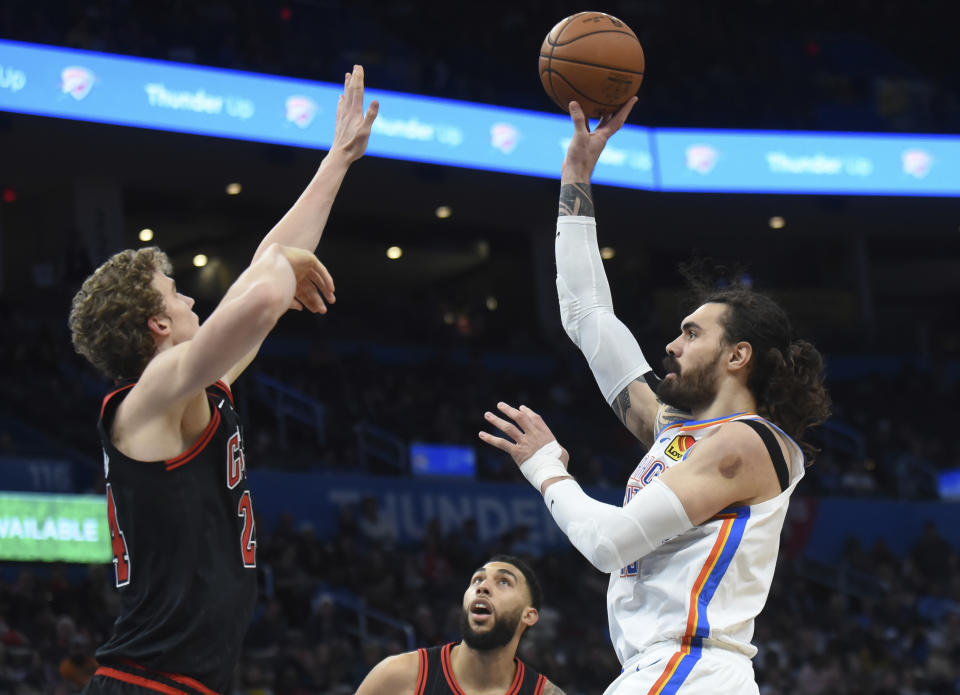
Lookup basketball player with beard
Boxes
[478,98,830,695]
[355,556,565,695]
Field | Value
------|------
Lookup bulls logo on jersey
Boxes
[664,434,696,461]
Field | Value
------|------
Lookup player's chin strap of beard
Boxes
[521,441,692,574]
[555,215,655,402]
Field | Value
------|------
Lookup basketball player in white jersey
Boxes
[478,97,830,694]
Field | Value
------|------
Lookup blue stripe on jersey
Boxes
[694,507,751,638]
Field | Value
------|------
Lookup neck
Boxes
[691,382,757,422]
[450,641,518,692]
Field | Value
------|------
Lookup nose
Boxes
[665,336,681,357]
[181,293,195,309]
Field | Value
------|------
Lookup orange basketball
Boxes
[539,11,645,119]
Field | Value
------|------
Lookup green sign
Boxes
[0,492,111,563]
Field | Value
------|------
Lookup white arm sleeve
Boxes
[555,215,651,404]
[543,477,692,573]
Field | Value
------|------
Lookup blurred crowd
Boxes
[1,500,958,694]
[1,0,958,133]
[0,291,958,501]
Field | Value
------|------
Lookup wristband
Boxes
[519,440,570,491]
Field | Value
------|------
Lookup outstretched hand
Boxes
[330,65,379,163]
[561,96,638,184]
[277,246,336,313]
[478,402,570,469]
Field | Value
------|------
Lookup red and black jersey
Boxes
[415,643,547,695]
[94,379,257,694]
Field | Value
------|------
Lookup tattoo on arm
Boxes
[612,384,632,426]
[558,183,595,217]
[543,681,567,695]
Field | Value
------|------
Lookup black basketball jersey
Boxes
[94,379,257,694]
[416,643,547,695]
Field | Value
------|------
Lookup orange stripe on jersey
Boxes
[415,648,428,695]
[94,667,191,695]
[646,638,693,694]
[533,673,546,695]
[657,412,756,439]
[100,383,135,419]
[684,517,735,638]
[505,660,525,695]
[161,671,221,695]
[440,644,467,695]
[165,407,221,470]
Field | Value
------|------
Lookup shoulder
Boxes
[685,419,773,478]
[355,651,421,695]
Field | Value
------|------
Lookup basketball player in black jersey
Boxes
[68,66,378,695]
[356,556,565,695]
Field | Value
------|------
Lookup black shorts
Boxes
[83,665,219,695]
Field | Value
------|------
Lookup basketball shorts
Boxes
[602,641,760,695]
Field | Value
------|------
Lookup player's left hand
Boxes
[479,402,570,468]
[330,65,379,163]
[277,246,336,313]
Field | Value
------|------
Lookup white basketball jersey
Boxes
[607,412,804,666]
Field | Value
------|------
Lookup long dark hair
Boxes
[681,267,831,461]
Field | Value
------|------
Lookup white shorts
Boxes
[602,641,759,695]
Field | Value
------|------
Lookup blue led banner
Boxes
[656,128,960,196]
[1,39,957,196]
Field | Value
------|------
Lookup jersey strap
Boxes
[735,419,790,492]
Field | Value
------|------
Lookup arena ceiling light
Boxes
[386,246,403,260]
[138,228,154,242]
[193,254,208,267]
[768,216,786,229]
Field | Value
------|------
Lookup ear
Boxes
[147,314,170,338]
[727,341,753,374]
[521,607,539,629]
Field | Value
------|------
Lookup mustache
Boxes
[663,355,681,374]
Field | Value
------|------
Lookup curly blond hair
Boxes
[69,247,173,380]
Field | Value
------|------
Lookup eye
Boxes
[687,329,696,339]
[472,576,483,584]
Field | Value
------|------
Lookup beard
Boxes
[459,605,523,651]
[656,350,722,413]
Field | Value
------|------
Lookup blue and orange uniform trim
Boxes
[654,412,756,442]
[645,507,751,694]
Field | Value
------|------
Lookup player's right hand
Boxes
[560,96,637,184]
[277,246,336,313]
[330,65,379,164]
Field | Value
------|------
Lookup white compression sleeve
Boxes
[555,216,651,404]
[543,477,692,573]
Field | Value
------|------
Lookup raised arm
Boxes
[252,65,378,263]
[555,98,667,446]
[225,65,377,383]
[128,246,326,418]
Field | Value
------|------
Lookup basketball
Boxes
[539,11,645,119]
